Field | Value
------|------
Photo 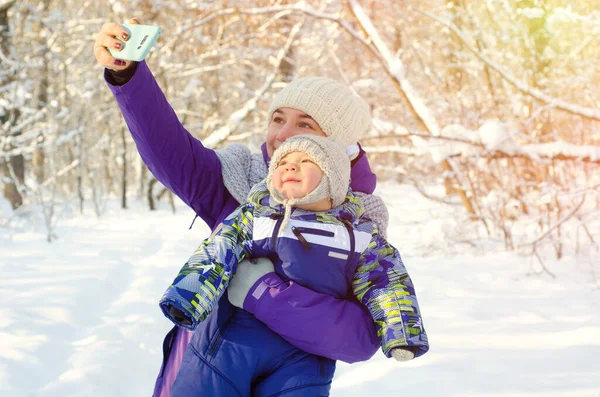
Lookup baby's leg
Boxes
[171,303,301,397]
[252,353,336,397]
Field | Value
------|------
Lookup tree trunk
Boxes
[148,177,157,211]
[32,0,51,184]
[0,0,24,210]
[77,128,84,213]
[120,125,127,209]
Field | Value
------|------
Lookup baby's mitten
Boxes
[391,347,416,362]
[228,257,275,308]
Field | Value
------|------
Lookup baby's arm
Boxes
[353,229,429,359]
[159,204,254,330]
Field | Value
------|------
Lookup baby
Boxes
[159,135,429,393]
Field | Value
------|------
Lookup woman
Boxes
[94,19,390,396]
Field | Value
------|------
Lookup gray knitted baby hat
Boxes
[267,135,351,211]
[267,77,372,147]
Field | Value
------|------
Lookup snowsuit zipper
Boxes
[270,213,284,251]
[207,310,236,357]
[291,226,335,251]
[292,227,312,251]
[292,227,335,237]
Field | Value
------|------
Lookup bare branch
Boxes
[202,19,305,148]
[345,0,476,215]
[408,177,463,206]
[347,0,441,136]
[409,5,600,122]
[164,4,386,77]
[521,197,586,248]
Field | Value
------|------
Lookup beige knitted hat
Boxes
[267,77,372,147]
[267,135,351,212]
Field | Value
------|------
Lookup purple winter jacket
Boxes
[105,61,381,393]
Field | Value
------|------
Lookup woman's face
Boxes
[272,151,323,200]
[266,108,326,158]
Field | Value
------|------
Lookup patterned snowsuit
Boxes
[160,181,429,396]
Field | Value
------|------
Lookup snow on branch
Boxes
[1,127,83,158]
[202,19,304,148]
[484,142,600,164]
[0,44,37,70]
[347,0,441,136]
[165,3,384,71]
[173,61,238,79]
[367,120,600,164]
[2,109,48,140]
[410,6,600,122]
[0,0,16,12]
[346,0,475,215]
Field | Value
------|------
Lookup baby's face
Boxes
[272,151,323,200]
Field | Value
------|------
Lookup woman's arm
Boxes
[241,272,380,363]
[105,61,232,228]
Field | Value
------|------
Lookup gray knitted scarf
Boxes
[216,144,389,238]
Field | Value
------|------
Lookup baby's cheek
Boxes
[271,170,283,190]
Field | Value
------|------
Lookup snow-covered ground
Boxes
[1,183,599,397]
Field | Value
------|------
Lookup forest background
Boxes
[1,0,599,286]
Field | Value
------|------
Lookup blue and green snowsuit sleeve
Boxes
[353,228,429,358]
[159,203,255,330]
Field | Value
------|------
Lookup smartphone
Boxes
[109,24,162,62]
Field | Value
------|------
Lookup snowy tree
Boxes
[0,0,597,257]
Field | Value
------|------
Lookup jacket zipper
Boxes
[291,226,335,251]
[270,213,284,251]
[207,309,236,357]
[292,226,335,237]
[207,329,223,357]
[292,227,312,251]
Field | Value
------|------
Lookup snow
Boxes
[353,79,377,89]
[1,183,599,397]
[518,7,545,19]
[347,0,444,136]
[406,120,600,164]
[371,117,409,136]
[524,141,600,162]
[478,120,512,152]
[182,77,200,98]
[549,7,598,27]
[428,124,479,163]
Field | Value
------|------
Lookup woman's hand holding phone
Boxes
[93,18,141,72]
[108,23,161,62]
